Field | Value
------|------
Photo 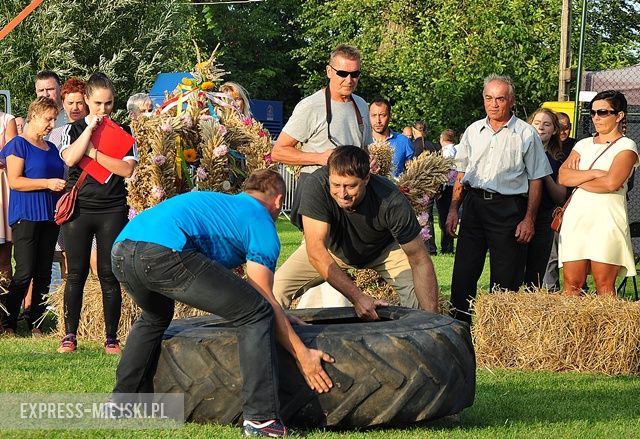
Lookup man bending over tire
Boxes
[110,169,333,437]
[274,145,439,320]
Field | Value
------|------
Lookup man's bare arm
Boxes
[271,132,334,166]
[302,216,386,320]
[246,261,334,393]
[400,236,439,313]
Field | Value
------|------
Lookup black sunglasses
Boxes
[590,109,618,117]
[328,64,361,78]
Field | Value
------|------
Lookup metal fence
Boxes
[575,65,640,144]
[278,164,297,218]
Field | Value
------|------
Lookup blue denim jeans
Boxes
[111,240,280,421]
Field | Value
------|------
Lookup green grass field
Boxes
[0,217,638,438]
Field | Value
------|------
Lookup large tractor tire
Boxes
[154,306,476,428]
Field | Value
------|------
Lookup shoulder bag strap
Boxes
[561,136,623,208]
[325,86,365,148]
[75,170,89,189]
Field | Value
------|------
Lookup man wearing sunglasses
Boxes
[271,44,373,229]
[445,74,551,325]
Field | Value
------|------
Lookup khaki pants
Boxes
[273,241,419,309]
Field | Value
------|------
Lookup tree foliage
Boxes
[195,0,303,115]
[580,0,640,70]
[1,0,638,134]
[0,0,195,116]
[294,0,640,138]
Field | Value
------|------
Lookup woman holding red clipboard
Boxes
[57,73,138,354]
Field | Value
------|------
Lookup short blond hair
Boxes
[329,44,361,63]
[26,96,59,123]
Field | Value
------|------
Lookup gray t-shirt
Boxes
[282,89,373,173]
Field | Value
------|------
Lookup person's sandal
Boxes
[57,334,77,353]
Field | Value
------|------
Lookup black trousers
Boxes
[61,210,128,339]
[2,220,59,330]
[425,198,437,254]
[435,185,455,254]
[524,207,554,287]
[450,191,528,324]
[111,240,279,421]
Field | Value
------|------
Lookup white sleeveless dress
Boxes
[558,136,639,276]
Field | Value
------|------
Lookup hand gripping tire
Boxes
[154,306,476,428]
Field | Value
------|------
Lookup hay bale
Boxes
[48,275,208,342]
[472,291,640,375]
[290,269,450,314]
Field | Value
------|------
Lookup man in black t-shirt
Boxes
[273,146,439,320]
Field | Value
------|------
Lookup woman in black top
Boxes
[524,108,568,287]
[57,73,137,354]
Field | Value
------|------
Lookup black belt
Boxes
[465,187,525,200]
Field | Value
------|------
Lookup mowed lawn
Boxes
[0,217,638,438]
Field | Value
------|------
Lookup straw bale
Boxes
[291,269,450,314]
[48,275,208,342]
[472,291,640,375]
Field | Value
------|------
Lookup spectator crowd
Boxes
[0,43,637,438]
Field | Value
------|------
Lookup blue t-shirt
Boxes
[387,131,414,177]
[115,192,280,271]
[0,136,65,225]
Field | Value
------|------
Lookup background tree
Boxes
[195,0,303,115]
[294,0,640,139]
[580,0,640,70]
[0,0,195,117]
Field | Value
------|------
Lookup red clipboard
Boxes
[78,117,136,184]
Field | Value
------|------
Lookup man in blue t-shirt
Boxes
[110,170,333,437]
[369,97,414,177]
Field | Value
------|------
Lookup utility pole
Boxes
[558,0,572,101]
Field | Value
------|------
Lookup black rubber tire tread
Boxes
[153,306,476,428]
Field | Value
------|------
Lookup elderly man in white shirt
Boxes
[445,74,552,324]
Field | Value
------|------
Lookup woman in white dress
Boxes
[558,90,638,296]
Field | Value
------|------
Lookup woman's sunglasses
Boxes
[590,109,619,117]
[328,65,361,78]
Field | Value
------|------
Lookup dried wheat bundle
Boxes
[473,290,640,375]
[217,106,254,147]
[397,152,453,212]
[237,118,279,174]
[197,117,236,192]
[192,43,229,85]
[350,268,450,314]
[126,46,290,216]
[368,140,394,177]
[126,114,187,214]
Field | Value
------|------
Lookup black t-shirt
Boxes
[540,151,565,212]
[299,168,421,267]
[561,137,576,159]
[413,137,439,157]
[63,118,136,213]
